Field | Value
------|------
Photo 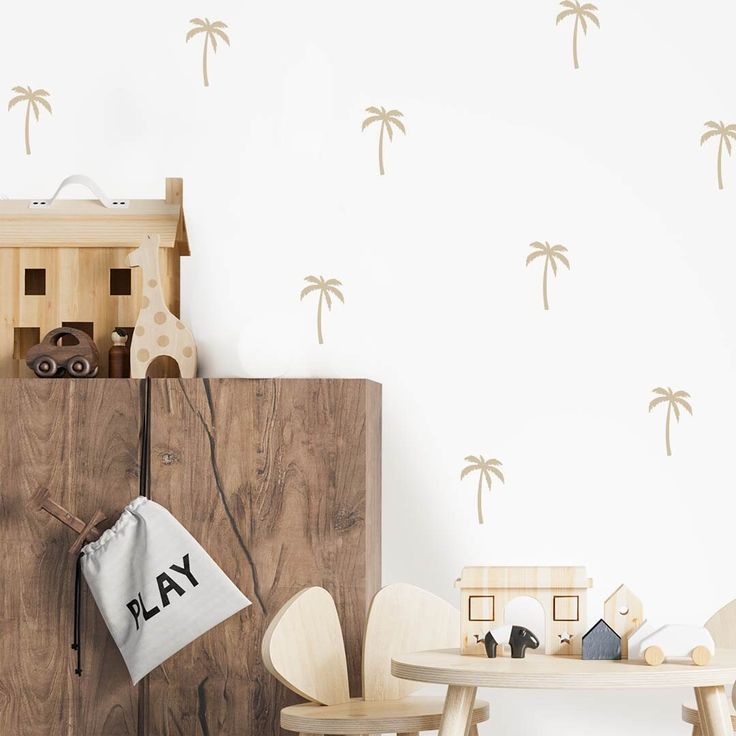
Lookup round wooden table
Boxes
[392,648,736,735]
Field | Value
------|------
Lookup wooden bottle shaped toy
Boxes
[128,234,197,378]
[108,328,130,378]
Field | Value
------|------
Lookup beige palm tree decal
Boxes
[556,1,600,70]
[649,387,693,457]
[362,107,406,175]
[461,455,505,525]
[300,276,344,345]
[700,121,736,190]
[186,18,230,87]
[8,86,52,155]
[526,241,571,311]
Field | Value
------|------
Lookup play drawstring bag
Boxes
[80,497,251,684]
[72,379,250,684]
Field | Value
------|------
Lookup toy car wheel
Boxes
[67,356,91,377]
[691,646,711,666]
[643,645,665,666]
[32,355,58,377]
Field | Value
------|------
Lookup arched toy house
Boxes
[456,566,593,656]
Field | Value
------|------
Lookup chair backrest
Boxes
[705,599,736,708]
[706,599,736,649]
[362,583,459,701]
[261,586,351,705]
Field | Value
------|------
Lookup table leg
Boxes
[438,684,478,736]
[695,686,733,736]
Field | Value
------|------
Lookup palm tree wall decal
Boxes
[362,106,406,175]
[186,18,230,87]
[300,275,344,345]
[701,121,736,190]
[8,86,52,156]
[556,1,600,70]
[649,387,693,457]
[526,241,571,311]
[460,455,505,525]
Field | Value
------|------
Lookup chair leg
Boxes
[691,727,702,736]
[469,727,480,736]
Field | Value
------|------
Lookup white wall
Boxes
[5,1,736,733]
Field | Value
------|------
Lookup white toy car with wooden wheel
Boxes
[636,625,715,666]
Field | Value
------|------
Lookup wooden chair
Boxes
[682,599,736,735]
[262,584,490,735]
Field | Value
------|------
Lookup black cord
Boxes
[72,551,83,676]
[140,376,151,498]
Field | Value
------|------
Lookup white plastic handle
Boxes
[30,175,127,209]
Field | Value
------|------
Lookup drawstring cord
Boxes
[72,551,83,675]
[71,377,152,676]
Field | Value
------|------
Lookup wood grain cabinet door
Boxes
[0,379,143,736]
[146,379,381,736]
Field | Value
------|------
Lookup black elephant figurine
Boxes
[474,625,540,659]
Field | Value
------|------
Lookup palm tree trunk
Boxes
[476,474,484,524]
[317,292,324,345]
[542,257,550,310]
[24,102,31,155]
[572,18,579,69]
[202,37,210,87]
[717,137,724,190]
[378,122,385,175]
[665,403,672,456]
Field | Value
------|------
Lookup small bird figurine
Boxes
[558,632,574,646]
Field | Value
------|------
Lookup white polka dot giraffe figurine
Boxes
[128,233,197,378]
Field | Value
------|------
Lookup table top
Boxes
[391,648,736,690]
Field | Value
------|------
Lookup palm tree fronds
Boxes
[579,14,588,33]
[212,28,230,45]
[385,121,393,141]
[325,278,342,286]
[530,241,548,251]
[559,0,577,8]
[556,9,576,23]
[390,117,406,134]
[550,256,558,276]
[323,290,332,310]
[649,396,668,411]
[489,466,505,482]
[186,27,205,41]
[365,106,382,114]
[30,100,40,121]
[464,455,481,464]
[11,86,28,95]
[328,287,345,303]
[7,95,26,110]
[652,387,669,395]
[35,96,52,114]
[582,10,600,27]
[554,253,571,269]
[701,130,719,145]
[361,116,382,130]
[300,285,320,299]
[673,390,691,398]
[526,250,546,265]
[672,402,680,422]
[677,398,693,414]
[210,21,228,29]
[461,464,479,479]
[551,244,568,252]
[189,18,207,26]
[386,110,403,118]
[303,275,321,284]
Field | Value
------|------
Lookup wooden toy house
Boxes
[582,619,621,660]
[455,566,592,656]
[0,177,189,377]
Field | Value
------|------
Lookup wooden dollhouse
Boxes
[456,566,593,656]
[0,177,189,377]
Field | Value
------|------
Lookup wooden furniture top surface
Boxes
[391,649,736,689]
[280,695,489,734]
[455,566,592,590]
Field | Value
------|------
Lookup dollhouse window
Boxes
[61,322,94,346]
[553,595,579,622]
[110,269,132,296]
[468,595,495,622]
[24,269,46,295]
[13,327,40,360]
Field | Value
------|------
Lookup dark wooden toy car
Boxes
[26,327,99,378]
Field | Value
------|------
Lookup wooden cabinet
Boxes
[0,379,381,735]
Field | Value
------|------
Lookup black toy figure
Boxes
[474,625,540,659]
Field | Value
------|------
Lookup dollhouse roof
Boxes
[455,566,592,590]
[0,181,189,255]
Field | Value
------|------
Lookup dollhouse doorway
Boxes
[504,596,546,649]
